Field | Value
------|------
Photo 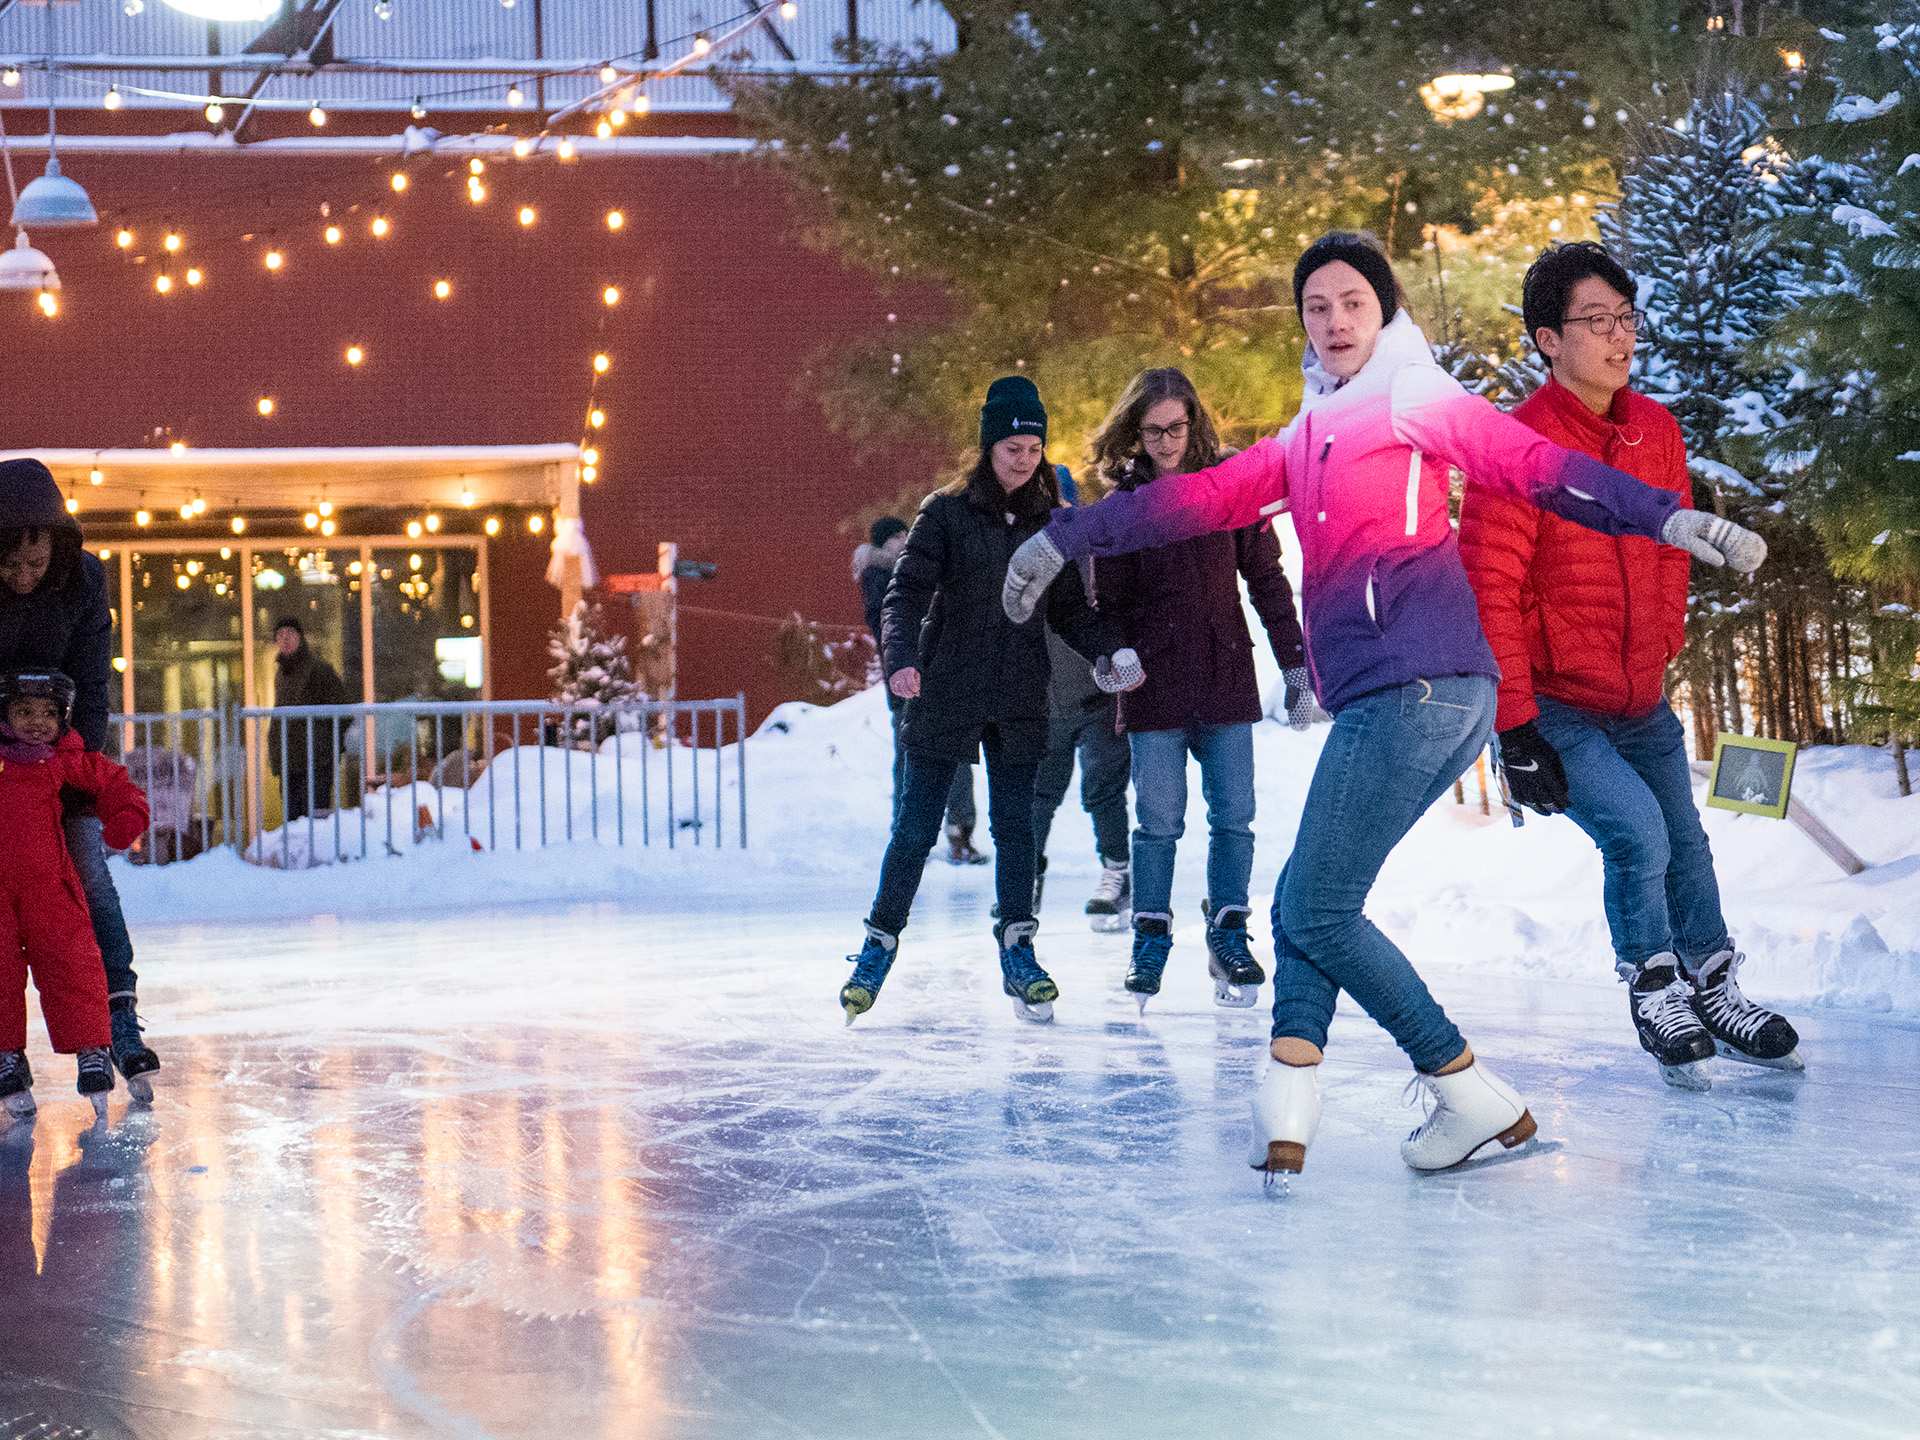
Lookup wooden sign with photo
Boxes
[1705,734,1798,819]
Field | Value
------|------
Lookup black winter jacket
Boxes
[0,461,114,752]
[882,474,1120,765]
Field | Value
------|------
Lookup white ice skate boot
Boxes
[1084,858,1130,933]
[1400,1059,1537,1172]
[1247,1058,1322,1187]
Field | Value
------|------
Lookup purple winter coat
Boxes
[1093,459,1305,734]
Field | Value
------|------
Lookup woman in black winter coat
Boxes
[841,376,1143,1026]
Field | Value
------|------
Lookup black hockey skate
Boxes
[0,1050,33,1121]
[1688,949,1804,1072]
[995,919,1058,1024]
[109,994,160,1104]
[1627,957,1716,1091]
[76,1047,114,1121]
[840,924,899,1025]
[1125,915,1173,1014]
[1202,901,1265,1008]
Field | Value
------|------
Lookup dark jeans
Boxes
[1270,675,1496,1073]
[1531,696,1731,976]
[868,733,1039,935]
[1032,705,1131,865]
[281,759,336,825]
[888,699,975,831]
[63,813,137,998]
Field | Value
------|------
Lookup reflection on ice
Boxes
[0,896,1915,1439]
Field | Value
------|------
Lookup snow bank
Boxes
[115,682,1920,1014]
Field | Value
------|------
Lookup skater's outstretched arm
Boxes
[59,750,151,851]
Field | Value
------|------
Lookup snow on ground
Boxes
[115,682,1920,1014]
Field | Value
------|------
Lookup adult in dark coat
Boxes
[840,377,1141,1025]
[0,457,160,1086]
[268,617,350,823]
[1088,369,1312,1011]
[853,516,981,853]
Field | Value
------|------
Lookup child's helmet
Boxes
[0,670,77,724]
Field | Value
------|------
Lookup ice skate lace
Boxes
[1091,866,1129,905]
[1638,977,1703,1041]
[1000,936,1048,988]
[1402,1073,1443,1138]
[1131,929,1172,979]
[1697,953,1771,1045]
[845,935,895,991]
[1207,921,1255,968]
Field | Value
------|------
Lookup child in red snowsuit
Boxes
[0,670,149,1118]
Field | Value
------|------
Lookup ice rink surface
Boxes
[2,879,1917,1440]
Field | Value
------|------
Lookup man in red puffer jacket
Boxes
[1459,242,1801,1090]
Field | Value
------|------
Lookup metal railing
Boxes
[106,695,748,869]
[104,708,240,864]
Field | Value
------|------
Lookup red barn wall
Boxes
[3,149,944,722]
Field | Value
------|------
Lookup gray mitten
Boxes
[1092,647,1146,694]
[1281,666,1316,731]
[1001,530,1067,623]
[1660,509,1767,573]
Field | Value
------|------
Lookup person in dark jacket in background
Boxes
[0,457,161,1093]
[1089,368,1313,1013]
[853,516,985,858]
[841,376,1143,1027]
[1021,464,1132,931]
[268,617,350,823]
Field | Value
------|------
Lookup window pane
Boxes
[367,546,483,702]
[130,549,243,714]
[252,546,363,708]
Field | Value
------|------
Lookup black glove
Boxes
[1497,721,1570,816]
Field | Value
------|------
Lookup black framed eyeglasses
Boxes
[1563,309,1645,337]
[1141,420,1191,445]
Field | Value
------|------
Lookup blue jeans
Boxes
[888,699,975,831]
[1033,706,1131,865]
[869,734,1038,936]
[63,813,138,998]
[1270,676,1495,1073]
[1531,696,1730,976]
[1128,723,1255,917]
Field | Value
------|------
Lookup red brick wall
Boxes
[8,148,944,721]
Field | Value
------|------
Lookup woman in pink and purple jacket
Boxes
[1001,232,1767,1181]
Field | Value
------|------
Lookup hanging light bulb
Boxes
[103,87,124,111]
[484,516,502,536]
[65,494,79,514]
[633,92,651,117]
[170,440,187,454]
[513,138,534,159]
[588,408,606,429]
[424,512,442,533]
[602,284,621,307]
[557,137,577,161]
[433,278,452,300]
[89,467,104,486]
[599,63,618,84]
[605,209,625,231]
[692,33,711,56]
[320,517,337,537]
[184,266,204,286]
[609,106,628,128]
[115,227,135,248]
[518,205,538,227]
[324,224,342,244]
[507,84,526,108]
[410,98,427,121]
[231,515,247,534]
[344,343,365,366]
[179,502,196,520]
[374,0,393,18]
[580,446,600,466]
[459,485,477,508]
[317,500,334,517]
[303,511,320,530]
[581,464,598,483]
[123,0,144,13]
[135,508,151,528]
[154,274,174,294]
[390,171,409,193]
[592,352,611,374]
[469,158,486,176]
[370,216,391,237]
[596,119,613,140]
[780,0,798,17]
[37,289,58,318]
[205,100,225,124]
[467,179,488,204]
[257,396,275,416]
[264,247,285,271]
[406,519,423,539]
[163,231,183,253]
[528,513,546,535]
[1,69,19,88]
[191,495,207,515]
[308,102,327,127]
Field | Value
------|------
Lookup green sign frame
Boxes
[1705,733,1799,819]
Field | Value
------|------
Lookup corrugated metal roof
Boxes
[0,0,956,114]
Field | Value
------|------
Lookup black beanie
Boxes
[979,375,1048,450]
[1292,232,1401,324]
[868,516,908,548]
[274,616,305,638]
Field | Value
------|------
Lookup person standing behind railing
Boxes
[0,457,162,1098]
[268,617,349,823]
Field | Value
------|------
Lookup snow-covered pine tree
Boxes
[1766,11,1920,786]
[547,601,644,743]
[1600,78,1863,746]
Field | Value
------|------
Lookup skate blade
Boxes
[840,987,876,1026]
[1088,913,1129,934]
[126,1074,154,1105]
[1012,998,1055,1024]
[1714,1042,1805,1073]
[1212,981,1259,1009]
[88,1093,108,1122]
[1133,992,1152,1017]
[1659,1061,1713,1092]
[2,1092,35,1121]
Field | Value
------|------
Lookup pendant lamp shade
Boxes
[11,155,96,228]
[0,231,59,291]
